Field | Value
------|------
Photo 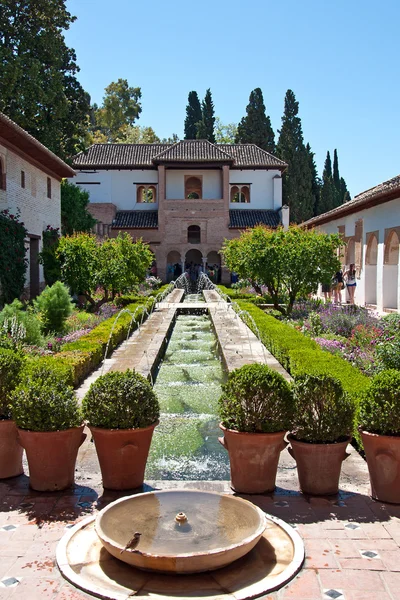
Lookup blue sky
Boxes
[65,0,400,197]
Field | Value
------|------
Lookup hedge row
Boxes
[236,301,369,398]
[26,301,154,387]
[114,284,171,307]
[217,285,276,305]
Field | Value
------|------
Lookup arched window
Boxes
[366,234,378,265]
[385,231,399,265]
[0,158,6,191]
[137,184,156,203]
[230,184,250,203]
[188,225,201,244]
[185,176,202,199]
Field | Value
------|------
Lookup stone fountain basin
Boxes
[95,490,266,574]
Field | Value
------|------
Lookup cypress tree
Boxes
[196,89,215,143]
[306,143,321,217]
[333,149,340,192]
[184,91,202,140]
[235,88,275,153]
[276,90,313,223]
[317,152,336,214]
[340,177,351,203]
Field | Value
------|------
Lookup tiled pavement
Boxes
[1,435,400,599]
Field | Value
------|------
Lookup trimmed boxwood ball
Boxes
[0,348,25,419]
[218,363,294,433]
[359,369,400,436]
[10,364,82,431]
[291,374,355,443]
[82,369,160,429]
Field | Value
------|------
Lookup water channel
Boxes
[145,294,230,480]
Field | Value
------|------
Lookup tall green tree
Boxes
[184,91,202,140]
[196,89,216,143]
[333,149,340,193]
[60,180,96,236]
[93,79,142,142]
[0,0,90,162]
[235,88,275,153]
[317,152,336,214]
[306,143,321,217]
[215,117,237,143]
[118,125,160,144]
[276,90,313,223]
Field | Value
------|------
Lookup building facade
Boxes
[304,175,400,312]
[71,140,288,283]
[0,113,75,298]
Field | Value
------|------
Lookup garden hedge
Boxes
[236,301,369,398]
[26,301,152,387]
[217,285,284,305]
[114,284,171,307]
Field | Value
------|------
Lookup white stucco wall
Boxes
[165,170,222,200]
[315,196,400,312]
[0,142,61,287]
[229,170,281,210]
[73,170,159,210]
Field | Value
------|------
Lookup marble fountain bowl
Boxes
[95,490,266,574]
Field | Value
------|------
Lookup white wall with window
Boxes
[229,169,281,209]
[73,169,159,210]
[166,170,222,200]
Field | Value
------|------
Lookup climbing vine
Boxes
[0,210,28,304]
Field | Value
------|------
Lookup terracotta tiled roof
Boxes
[219,144,287,169]
[73,144,171,168]
[229,209,281,229]
[72,141,287,170]
[0,112,75,178]
[113,211,158,228]
[303,174,400,227]
[152,140,233,163]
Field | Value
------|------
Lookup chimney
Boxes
[281,204,289,230]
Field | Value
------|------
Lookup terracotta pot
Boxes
[361,430,400,504]
[89,421,158,490]
[218,424,287,494]
[288,434,351,496]
[0,420,23,479]
[17,425,86,492]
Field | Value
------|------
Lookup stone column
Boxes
[202,256,207,273]
[222,165,230,208]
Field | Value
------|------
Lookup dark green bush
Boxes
[82,369,160,429]
[0,210,28,304]
[0,348,25,418]
[218,363,294,433]
[34,281,74,333]
[358,370,400,436]
[291,374,356,443]
[236,301,368,398]
[10,364,82,431]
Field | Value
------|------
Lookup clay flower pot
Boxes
[90,421,158,490]
[360,430,400,504]
[0,420,23,479]
[18,425,86,492]
[288,434,351,496]
[219,424,287,494]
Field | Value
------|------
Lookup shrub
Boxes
[0,299,42,345]
[291,374,356,443]
[0,210,28,304]
[218,364,294,433]
[10,364,82,431]
[358,370,400,436]
[0,349,25,418]
[82,369,160,429]
[34,281,74,333]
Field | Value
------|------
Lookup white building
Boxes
[0,113,75,298]
[304,175,400,312]
[71,140,288,283]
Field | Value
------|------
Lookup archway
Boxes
[365,234,378,305]
[383,230,399,310]
[346,238,355,266]
[167,250,182,282]
[185,249,203,284]
[207,251,221,283]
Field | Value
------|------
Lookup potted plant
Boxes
[10,364,85,491]
[359,369,400,503]
[0,348,25,478]
[288,374,355,496]
[82,369,160,490]
[218,363,294,494]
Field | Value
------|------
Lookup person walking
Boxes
[344,263,357,304]
[332,269,344,305]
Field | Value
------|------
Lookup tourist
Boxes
[321,277,332,303]
[332,269,344,305]
[344,263,357,303]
